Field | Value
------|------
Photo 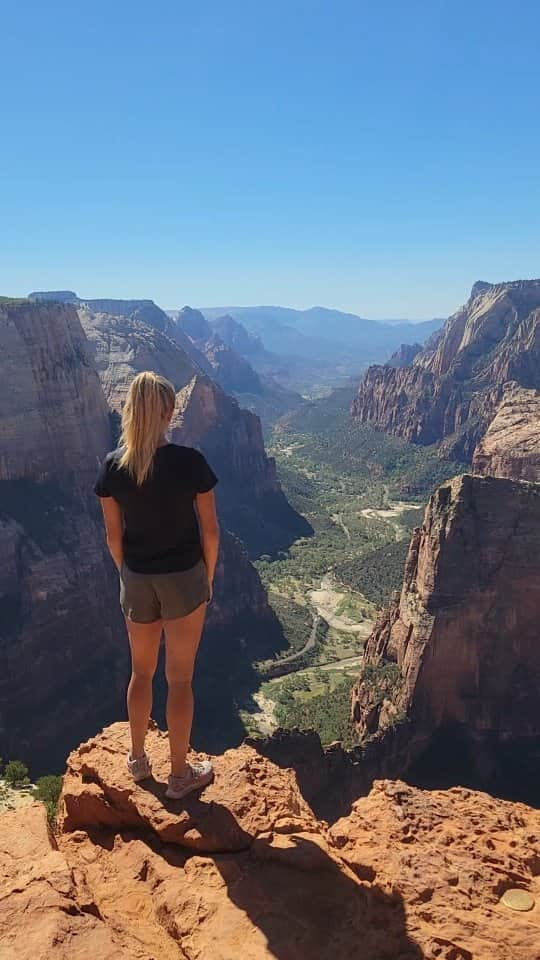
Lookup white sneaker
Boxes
[126,752,152,782]
[165,760,214,799]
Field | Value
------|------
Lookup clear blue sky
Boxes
[1,0,539,318]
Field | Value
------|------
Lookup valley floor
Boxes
[239,388,450,746]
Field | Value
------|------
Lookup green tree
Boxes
[34,775,63,825]
[4,760,29,787]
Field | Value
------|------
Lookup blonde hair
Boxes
[118,372,176,485]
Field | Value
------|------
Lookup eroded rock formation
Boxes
[472,384,540,481]
[353,279,540,460]
[351,473,540,804]
[2,721,539,960]
[0,299,127,774]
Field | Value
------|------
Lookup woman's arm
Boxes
[195,490,220,600]
[99,498,124,571]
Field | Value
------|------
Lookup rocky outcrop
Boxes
[353,279,540,460]
[387,342,422,367]
[0,299,127,775]
[80,305,310,556]
[472,384,540,481]
[351,473,540,804]
[2,722,539,960]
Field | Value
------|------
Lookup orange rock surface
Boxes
[1,722,539,959]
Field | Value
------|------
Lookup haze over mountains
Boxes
[200,304,443,396]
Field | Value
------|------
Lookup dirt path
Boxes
[272,612,321,666]
[331,512,351,540]
[309,574,373,637]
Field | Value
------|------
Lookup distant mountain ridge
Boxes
[352,278,540,461]
[201,304,442,350]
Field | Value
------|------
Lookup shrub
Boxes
[4,760,29,787]
[34,774,63,825]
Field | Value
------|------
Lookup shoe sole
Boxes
[165,771,214,800]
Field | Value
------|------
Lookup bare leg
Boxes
[125,618,162,759]
[163,601,207,776]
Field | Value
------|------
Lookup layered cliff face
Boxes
[472,384,540,482]
[0,299,127,774]
[173,374,310,554]
[174,306,264,395]
[351,473,540,804]
[2,722,539,960]
[81,305,310,556]
[353,279,540,460]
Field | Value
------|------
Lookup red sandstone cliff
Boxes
[352,280,540,460]
[472,384,540,482]
[2,721,539,960]
[0,299,127,774]
[351,473,540,802]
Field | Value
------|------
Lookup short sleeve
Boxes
[94,456,112,498]
[193,450,218,494]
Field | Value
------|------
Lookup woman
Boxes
[94,371,220,799]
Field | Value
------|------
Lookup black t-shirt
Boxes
[94,443,218,574]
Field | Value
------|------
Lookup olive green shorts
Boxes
[120,557,210,623]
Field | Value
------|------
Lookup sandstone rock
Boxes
[59,722,317,852]
[0,803,131,959]
[3,724,540,959]
[0,300,127,775]
[352,279,540,460]
[351,473,540,803]
[473,384,540,481]
[387,342,423,367]
[0,300,110,489]
[332,780,540,960]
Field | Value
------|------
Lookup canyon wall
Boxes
[352,280,540,460]
[351,473,540,804]
[0,299,127,774]
[472,384,540,482]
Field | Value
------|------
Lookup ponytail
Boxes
[118,372,176,485]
